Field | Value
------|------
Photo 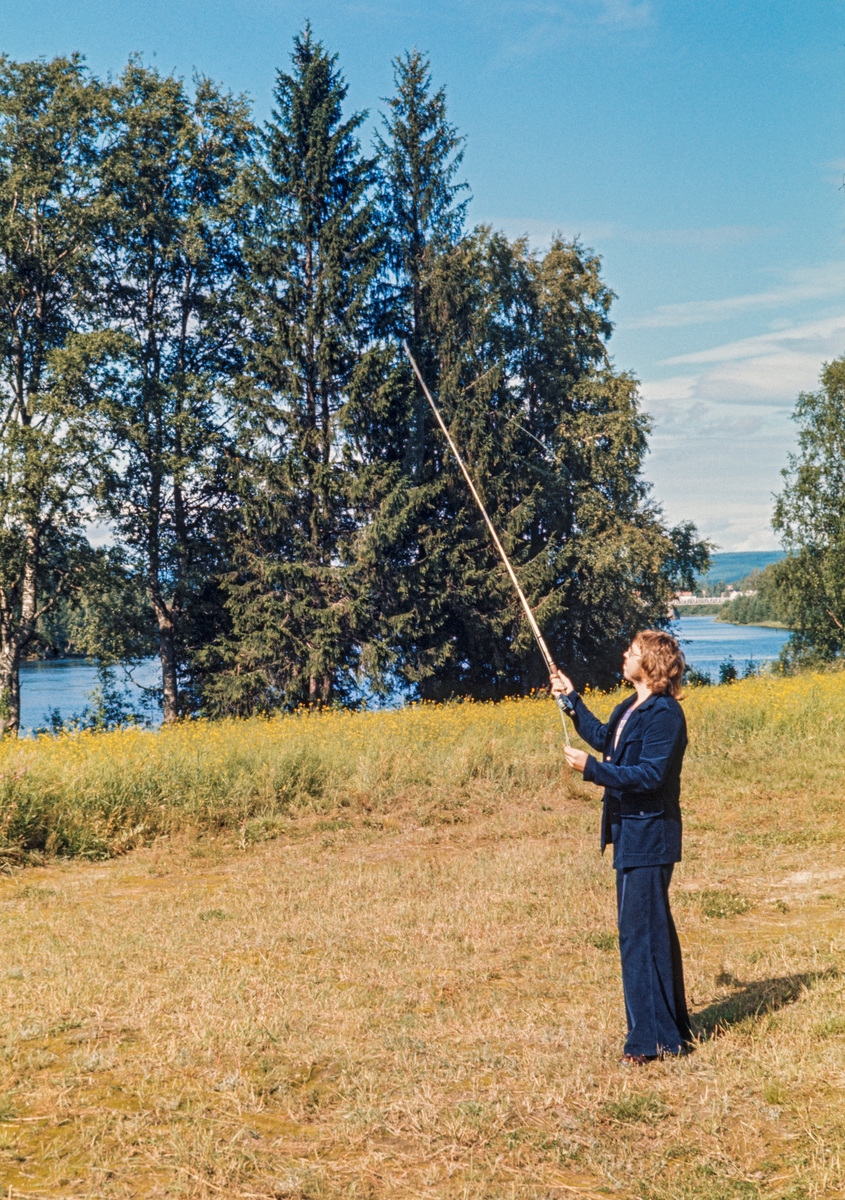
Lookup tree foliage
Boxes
[772,357,845,663]
[717,568,783,627]
[0,38,711,730]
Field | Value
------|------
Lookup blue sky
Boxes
[3,0,844,549]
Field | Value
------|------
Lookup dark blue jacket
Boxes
[570,691,686,869]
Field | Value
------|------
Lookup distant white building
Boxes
[672,589,756,606]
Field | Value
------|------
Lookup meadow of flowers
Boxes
[0,668,843,859]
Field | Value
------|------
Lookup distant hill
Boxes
[696,551,785,586]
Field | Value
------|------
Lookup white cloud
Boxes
[85,521,114,548]
[636,311,845,549]
[696,353,825,404]
[638,375,697,404]
[628,263,845,330]
[653,314,845,407]
[662,313,845,367]
[644,411,790,551]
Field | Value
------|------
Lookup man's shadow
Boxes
[691,969,836,1040]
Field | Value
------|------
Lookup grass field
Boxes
[1,675,845,1197]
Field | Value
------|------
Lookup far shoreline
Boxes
[673,606,790,630]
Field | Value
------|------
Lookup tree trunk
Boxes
[0,523,43,736]
[0,641,21,737]
[307,673,329,707]
[154,604,179,723]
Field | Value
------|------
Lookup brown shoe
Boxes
[620,1053,657,1066]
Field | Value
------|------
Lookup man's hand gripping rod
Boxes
[403,341,572,745]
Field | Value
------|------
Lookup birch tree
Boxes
[96,61,252,721]
[771,357,845,662]
[0,56,107,734]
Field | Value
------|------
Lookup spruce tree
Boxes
[373,50,468,477]
[95,62,253,721]
[341,51,474,697]
[375,50,467,342]
[341,50,709,698]
[202,28,382,713]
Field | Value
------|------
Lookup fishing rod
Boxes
[402,341,572,744]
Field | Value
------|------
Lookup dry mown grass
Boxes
[0,675,845,1196]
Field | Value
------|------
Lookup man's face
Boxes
[622,640,644,684]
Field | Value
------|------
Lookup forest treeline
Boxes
[0,29,710,733]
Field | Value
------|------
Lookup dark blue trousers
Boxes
[616,864,691,1057]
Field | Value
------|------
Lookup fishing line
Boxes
[503,413,554,459]
[403,341,572,746]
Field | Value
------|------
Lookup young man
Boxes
[551,631,691,1063]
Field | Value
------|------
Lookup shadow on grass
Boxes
[691,969,837,1040]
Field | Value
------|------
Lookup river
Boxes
[16,617,791,732]
[19,658,161,735]
[674,614,790,681]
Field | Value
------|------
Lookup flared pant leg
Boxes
[615,864,691,1057]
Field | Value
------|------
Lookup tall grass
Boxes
[2,669,845,858]
[0,697,571,857]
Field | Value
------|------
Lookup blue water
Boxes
[19,658,161,734]
[675,614,790,681]
[14,616,793,729]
